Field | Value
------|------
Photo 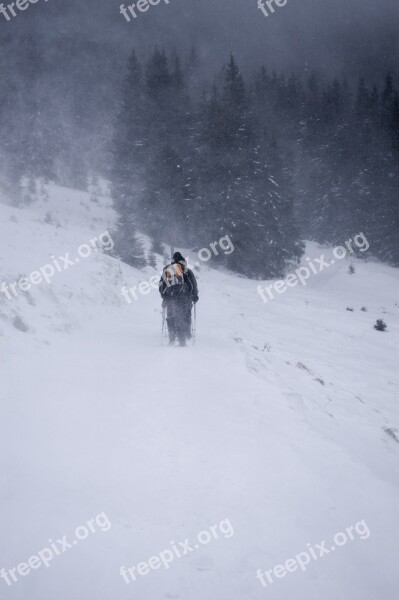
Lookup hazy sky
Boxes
[8,0,399,80]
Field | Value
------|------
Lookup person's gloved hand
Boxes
[192,295,199,304]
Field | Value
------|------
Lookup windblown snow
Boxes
[1,183,398,600]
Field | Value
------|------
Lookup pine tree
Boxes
[112,50,146,213]
[111,49,146,265]
[381,73,395,129]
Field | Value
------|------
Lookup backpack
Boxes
[162,262,187,298]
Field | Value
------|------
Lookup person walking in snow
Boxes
[159,252,199,346]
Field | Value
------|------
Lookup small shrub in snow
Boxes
[361,306,367,312]
[12,316,29,332]
[346,307,354,312]
[44,211,53,225]
[348,264,355,275]
[374,319,387,332]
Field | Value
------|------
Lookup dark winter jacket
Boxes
[159,260,199,303]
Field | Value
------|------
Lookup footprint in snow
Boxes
[297,362,326,386]
[384,427,399,443]
[190,555,214,572]
[283,392,306,413]
[297,362,313,374]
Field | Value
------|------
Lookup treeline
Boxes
[1,33,398,276]
[0,32,120,200]
[288,72,399,266]
[112,48,399,275]
[111,49,304,278]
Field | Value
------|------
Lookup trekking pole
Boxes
[192,303,197,345]
[161,306,166,346]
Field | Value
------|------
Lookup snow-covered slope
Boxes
[1,183,398,600]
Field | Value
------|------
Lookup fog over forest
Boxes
[2,0,399,270]
[5,0,399,76]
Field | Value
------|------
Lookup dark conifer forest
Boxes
[1,36,398,276]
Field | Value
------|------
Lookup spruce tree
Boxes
[111,49,146,266]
